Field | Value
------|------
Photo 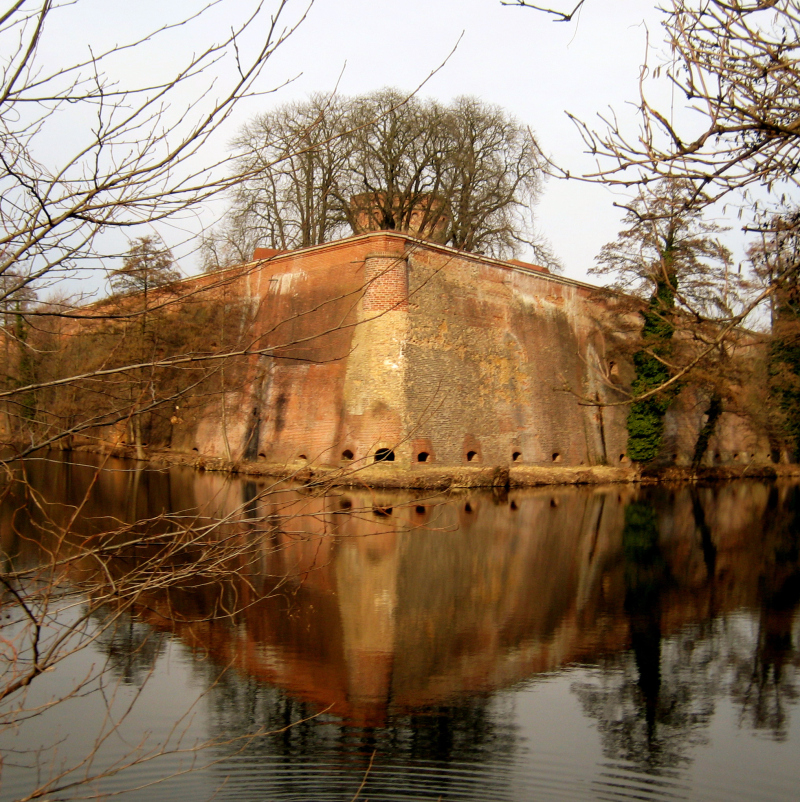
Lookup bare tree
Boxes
[339,90,452,243]
[500,0,587,23]
[0,0,310,306]
[200,204,277,272]
[218,93,353,259]
[539,1,800,206]
[443,95,550,258]
[109,236,181,300]
[206,89,559,266]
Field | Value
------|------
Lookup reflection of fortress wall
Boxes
[87,230,769,470]
[13,457,788,727]
[104,476,798,724]
[7,458,793,725]
[335,533,398,717]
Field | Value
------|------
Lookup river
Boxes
[0,454,798,801]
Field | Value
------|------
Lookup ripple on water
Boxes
[180,745,800,802]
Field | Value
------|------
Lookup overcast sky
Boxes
[38,0,717,285]
[265,0,670,282]
[260,0,671,282]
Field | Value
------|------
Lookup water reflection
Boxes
[1,457,800,800]
[729,484,800,740]
[574,499,712,777]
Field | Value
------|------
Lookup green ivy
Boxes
[626,270,677,463]
[770,330,800,456]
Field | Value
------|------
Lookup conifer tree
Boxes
[110,236,180,300]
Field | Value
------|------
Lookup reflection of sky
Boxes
[0,608,211,802]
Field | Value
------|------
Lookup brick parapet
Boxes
[363,252,409,313]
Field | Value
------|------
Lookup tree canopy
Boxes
[110,236,181,298]
[593,179,734,319]
[203,90,557,268]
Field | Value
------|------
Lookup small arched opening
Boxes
[417,451,429,463]
[512,451,522,462]
[342,449,354,461]
[466,450,478,462]
[374,448,395,463]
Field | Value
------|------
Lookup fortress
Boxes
[159,228,771,475]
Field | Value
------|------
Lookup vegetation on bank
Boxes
[0,250,253,461]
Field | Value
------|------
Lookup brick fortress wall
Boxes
[135,231,771,469]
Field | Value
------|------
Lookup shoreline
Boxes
[37,444,800,488]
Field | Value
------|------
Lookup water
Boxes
[0,454,799,801]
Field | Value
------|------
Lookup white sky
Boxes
[267,0,668,282]
[30,0,734,286]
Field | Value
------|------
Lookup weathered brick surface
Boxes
[126,230,771,469]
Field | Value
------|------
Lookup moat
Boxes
[1,454,799,801]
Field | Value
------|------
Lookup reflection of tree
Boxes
[731,608,800,740]
[574,501,717,774]
[623,502,668,741]
[198,664,517,801]
[691,488,717,580]
[576,488,800,771]
[730,485,800,741]
[92,609,165,687]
